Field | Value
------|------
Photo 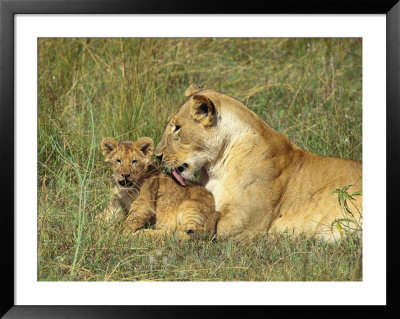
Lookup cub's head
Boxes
[101,137,154,188]
[154,84,220,185]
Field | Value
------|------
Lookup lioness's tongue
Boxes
[172,169,186,187]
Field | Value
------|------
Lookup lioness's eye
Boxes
[131,160,137,164]
[116,159,121,163]
[174,125,181,132]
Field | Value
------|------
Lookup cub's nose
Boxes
[122,173,130,179]
[155,153,163,161]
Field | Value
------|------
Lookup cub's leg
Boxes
[98,197,127,222]
[177,201,206,233]
[179,208,221,240]
[177,201,222,239]
[124,199,155,234]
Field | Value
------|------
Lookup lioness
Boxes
[154,84,362,241]
[101,136,220,238]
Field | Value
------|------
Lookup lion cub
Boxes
[101,136,220,238]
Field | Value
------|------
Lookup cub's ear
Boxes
[136,137,154,159]
[192,94,216,127]
[101,137,118,159]
[185,83,201,97]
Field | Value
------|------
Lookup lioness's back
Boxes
[270,152,362,240]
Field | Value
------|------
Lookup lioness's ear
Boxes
[101,137,118,159]
[185,83,201,97]
[136,137,154,159]
[192,94,216,127]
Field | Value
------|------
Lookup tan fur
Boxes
[101,137,220,238]
[155,85,362,241]
[185,83,202,97]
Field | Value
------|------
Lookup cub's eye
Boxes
[131,160,137,164]
[174,125,181,132]
[116,159,121,163]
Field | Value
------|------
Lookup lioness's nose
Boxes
[155,141,164,158]
[122,173,130,178]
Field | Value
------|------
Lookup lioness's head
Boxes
[101,137,154,188]
[155,84,224,185]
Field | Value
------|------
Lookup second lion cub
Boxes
[101,136,220,238]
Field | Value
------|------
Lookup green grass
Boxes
[38,38,362,281]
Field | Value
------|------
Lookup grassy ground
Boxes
[38,38,362,281]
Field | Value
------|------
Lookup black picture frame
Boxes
[1,0,399,318]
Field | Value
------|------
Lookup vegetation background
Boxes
[38,38,362,281]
